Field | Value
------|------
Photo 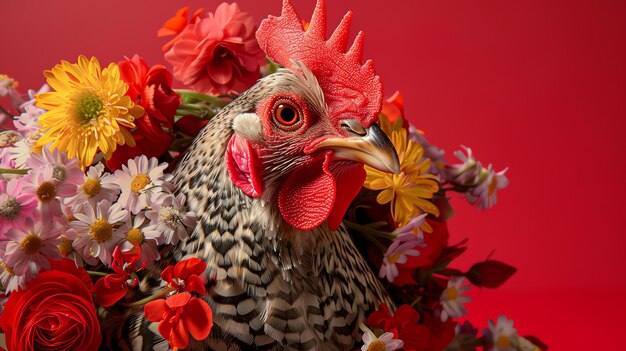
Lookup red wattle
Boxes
[278,154,336,231]
[326,164,366,230]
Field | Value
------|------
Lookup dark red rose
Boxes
[0,259,101,351]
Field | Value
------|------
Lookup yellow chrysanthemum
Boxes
[365,115,439,231]
[35,55,143,168]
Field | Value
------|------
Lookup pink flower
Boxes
[0,177,37,238]
[379,233,424,283]
[0,218,61,279]
[164,2,266,95]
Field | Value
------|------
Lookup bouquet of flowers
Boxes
[0,1,546,351]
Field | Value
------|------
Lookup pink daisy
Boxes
[145,193,196,245]
[379,232,424,283]
[69,200,128,266]
[0,177,38,238]
[113,155,174,214]
[27,144,84,187]
[22,168,76,220]
[0,217,61,279]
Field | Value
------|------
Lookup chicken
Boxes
[128,0,400,350]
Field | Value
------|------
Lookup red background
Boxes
[1,0,624,348]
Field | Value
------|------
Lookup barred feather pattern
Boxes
[127,70,392,351]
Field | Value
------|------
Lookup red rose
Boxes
[0,259,101,351]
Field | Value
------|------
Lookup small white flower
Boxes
[113,155,174,214]
[440,276,472,321]
[0,258,28,292]
[69,200,128,265]
[9,139,32,169]
[360,326,404,351]
[483,315,517,351]
[65,163,121,210]
[146,193,196,245]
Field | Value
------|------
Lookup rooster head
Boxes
[226,0,399,231]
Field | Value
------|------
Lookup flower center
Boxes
[126,228,144,244]
[77,93,104,123]
[0,197,20,219]
[159,207,182,228]
[496,335,511,349]
[367,340,387,351]
[131,174,150,193]
[387,253,402,265]
[82,178,102,196]
[0,260,14,275]
[20,233,43,255]
[488,176,499,196]
[37,181,57,203]
[445,286,459,301]
[90,218,113,243]
[52,163,67,182]
[57,239,74,256]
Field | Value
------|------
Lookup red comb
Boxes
[256,0,383,127]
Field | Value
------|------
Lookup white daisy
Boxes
[113,155,174,214]
[0,258,28,292]
[10,139,33,169]
[65,163,121,210]
[360,326,404,351]
[117,212,162,267]
[483,315,517,351]
[445,145,482,186]
[440,276,472,321]
[0,217,61,278]
[69,200,128,265]
[145,193,196,245]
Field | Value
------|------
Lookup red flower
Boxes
[158,7,206,52]
[367,304,431,351]
[107,55,181,170]
[164,2,266,95]
[144,292,213,350]
[381,91,406,125]
[94,245,143,307]
[0,259,101,351]
[161,257,207,295]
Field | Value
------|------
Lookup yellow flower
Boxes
[365,115,439,231]
[35,55,143,168]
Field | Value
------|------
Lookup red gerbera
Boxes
[144,292,213,350]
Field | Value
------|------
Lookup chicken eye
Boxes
[273,100,303,130]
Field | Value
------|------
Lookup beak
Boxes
[308,119,401,174]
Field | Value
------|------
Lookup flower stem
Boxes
[344,220,397,241]
[0,168,28,175]
[87,271,108,277]
[175,90,229,107]
[117,287,175,308]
